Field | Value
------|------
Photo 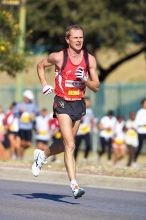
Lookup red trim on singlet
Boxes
[54,49,88,101]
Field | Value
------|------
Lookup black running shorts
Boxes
[53,96,86,121]
[18,129,32,141]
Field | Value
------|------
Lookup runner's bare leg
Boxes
[43,115,80,169]
[44,140,65,158]
[56,113,81,181]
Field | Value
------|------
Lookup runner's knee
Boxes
[65,142,75,152]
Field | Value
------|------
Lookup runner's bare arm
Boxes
[85,55,100,92]
[37,52,61,86]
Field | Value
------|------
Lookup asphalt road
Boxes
[0,180,146,220]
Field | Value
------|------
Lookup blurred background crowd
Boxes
[0,1,146,169]
[0,89,146,169]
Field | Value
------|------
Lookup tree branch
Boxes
[98,45,146,82]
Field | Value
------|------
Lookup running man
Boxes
[32,25,100,199]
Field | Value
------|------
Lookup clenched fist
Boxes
[75,66,87,82]
[42,85,54,95]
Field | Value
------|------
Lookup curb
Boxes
[0,166,146,192]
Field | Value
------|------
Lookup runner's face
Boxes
[66,29,84,51]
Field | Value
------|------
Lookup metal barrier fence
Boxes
[0,83,146,118]
[93,83,146,119]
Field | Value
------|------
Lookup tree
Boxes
[96,0,146,81]
[26,0,146,81]
[0,10,25,76]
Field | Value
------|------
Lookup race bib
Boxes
[105,128,112,135]
[39,130,47,136]
[126,130,137,138]
[20,112,31,123]
[68,89,80,96]
[54,131,62,139]
[80,125,90,134]
[114,139,124,145]
[0,125,4,132]
[64,80,84,98]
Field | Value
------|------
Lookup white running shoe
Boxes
[32,149,47,177]
[72,185,85,199]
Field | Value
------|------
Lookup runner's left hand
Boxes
[75,67,87,81]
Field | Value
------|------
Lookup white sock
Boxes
[40,151,45,158]
[70,179,78,190]
[38,151,47,164]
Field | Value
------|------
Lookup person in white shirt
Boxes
[113,115,126,165]
[48,113,63,162]
[0,105,5,144]
[4,102,20,159]
[98,110,117,161]
[0,105,9,160]
[134,98,146,162]
[125,112,138,166]
[14,90,39,159]
[35,108,51,151]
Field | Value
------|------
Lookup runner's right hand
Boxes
[42,85,54,95]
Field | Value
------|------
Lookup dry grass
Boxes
[0,147,146,179]
[0,46,146,86]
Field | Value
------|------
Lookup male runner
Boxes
[32,25,100,199]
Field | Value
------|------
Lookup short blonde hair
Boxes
[65,25,84,39]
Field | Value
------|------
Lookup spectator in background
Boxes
[0,105,10,160]
[134,98,146,163]
[112,115,126,165]
[98,110,117,162]
[0,138,9,160]
[48,113,62,141]
[34,108,51,151]
[0,105,5,144]
[74,96,95,162]
[4,102,20,159]
[14,90,39,159]
[125,112,138,167]
[48,113,63,163]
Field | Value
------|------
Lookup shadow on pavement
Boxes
[13,193,80,205]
